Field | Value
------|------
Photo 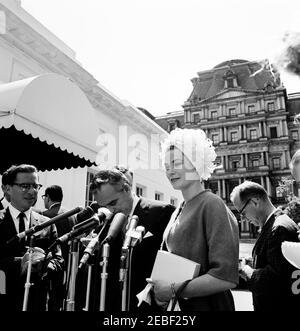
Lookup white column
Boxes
[261,152,264,165]
[286,150,291,165]
[222,180,226,199]
[266,176,271,196]
[224,127,227,141]
[278,122,283,137]
[260,176,264,187]
[243,125,247,140]
[220,127,224,141]
[241,154,244,167]
[245,154,248,168]
[239,125,243,140]
[258,123,262,137]
[282,151,287,169]
[239,178,242,185]
[225,155,229,170]
[218,180,221,197]
[263,122,267,137]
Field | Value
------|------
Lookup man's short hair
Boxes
[230,180,269,203]
[90,169,130,192]
[289,150,300,178]
[45,185,63,202]
[1,170,9,186]
[113,165,133,186]
[4,164,38,185]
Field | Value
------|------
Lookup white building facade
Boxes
[0,0,182,210]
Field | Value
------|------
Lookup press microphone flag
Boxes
[6,206,83,245]
[122,215,139,249]
[130,225,145,248]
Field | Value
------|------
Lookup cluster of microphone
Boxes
[7,202,145,269]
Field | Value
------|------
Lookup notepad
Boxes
[151,250,200,283]
[281,241,300,269]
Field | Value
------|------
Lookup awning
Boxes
[0,74,99,172]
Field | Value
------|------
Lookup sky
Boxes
[21,0,300,117]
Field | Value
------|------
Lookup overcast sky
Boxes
[22,0,300,116]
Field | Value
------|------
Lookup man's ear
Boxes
[251,197,260,206]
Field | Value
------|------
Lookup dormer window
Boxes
[223,69,238,89]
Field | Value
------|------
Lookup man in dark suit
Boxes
[0,164,64,311]
[84,169,175,311]
[40,185,76,264]
[230,181,300,311]
[39,185,76,310]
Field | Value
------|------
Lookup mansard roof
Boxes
[187,59,282,103]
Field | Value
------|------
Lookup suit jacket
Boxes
[41,204,76,264]
[248,210,300,311]
[81,197,175,312]
[0,208,64,311]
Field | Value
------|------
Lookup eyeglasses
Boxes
[41,195,47,200]
[13,183,43,192]
[238,198,252,216]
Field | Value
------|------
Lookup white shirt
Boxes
[264,208,279,226]
[8,204,31,233]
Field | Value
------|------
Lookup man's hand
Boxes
[239,264,254,281]
[21,247,46,275]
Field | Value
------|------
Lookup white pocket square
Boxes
[144,231,153,239]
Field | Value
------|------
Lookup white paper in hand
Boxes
[151,250,200,283]
[281,241,300,269]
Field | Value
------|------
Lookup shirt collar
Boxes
[49,202,61,210]
[8,203,31,222]
[264,208,279,225]
[1,197,10,209]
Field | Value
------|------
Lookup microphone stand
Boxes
[22,236,34,311]
[82,257,94,312]
[99,243,110,311]
[65,239,80,311]
[120,247,129,311]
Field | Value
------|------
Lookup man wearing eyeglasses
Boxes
[0,164,64,311]
[230,181,300,311]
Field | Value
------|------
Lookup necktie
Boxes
[18,212,26,246]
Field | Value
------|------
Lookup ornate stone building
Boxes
[156,59,300,237]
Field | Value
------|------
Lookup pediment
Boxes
[205,89,260,102]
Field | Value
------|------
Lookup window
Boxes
[227,78,234,88]
[229,108,236,116]
[211,111,218,119]
[252,159,260,168]
[168,123,175,132]
[230,131,238,142]
[292,130,299,141]
[136,185,145,197]
[155,192,163,201]
[85,169,96,206]
[250,129,257,140]
[267,102,275,111]
[193,113,200,123]
[170,198,178,206]
[248,105,255,113]
[270,127,278,138]
[232,161,239,171]
[272,158,281,169]
[211,134,219,145]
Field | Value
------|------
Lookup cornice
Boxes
[0,3,164,136]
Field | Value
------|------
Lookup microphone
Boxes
[6,206,83,245]
[131,225,145,248]
[75,201,100,224]
[100,212,127,246]
[78,209,113,268]
[122,215,139,249]
[57,208,110,244]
